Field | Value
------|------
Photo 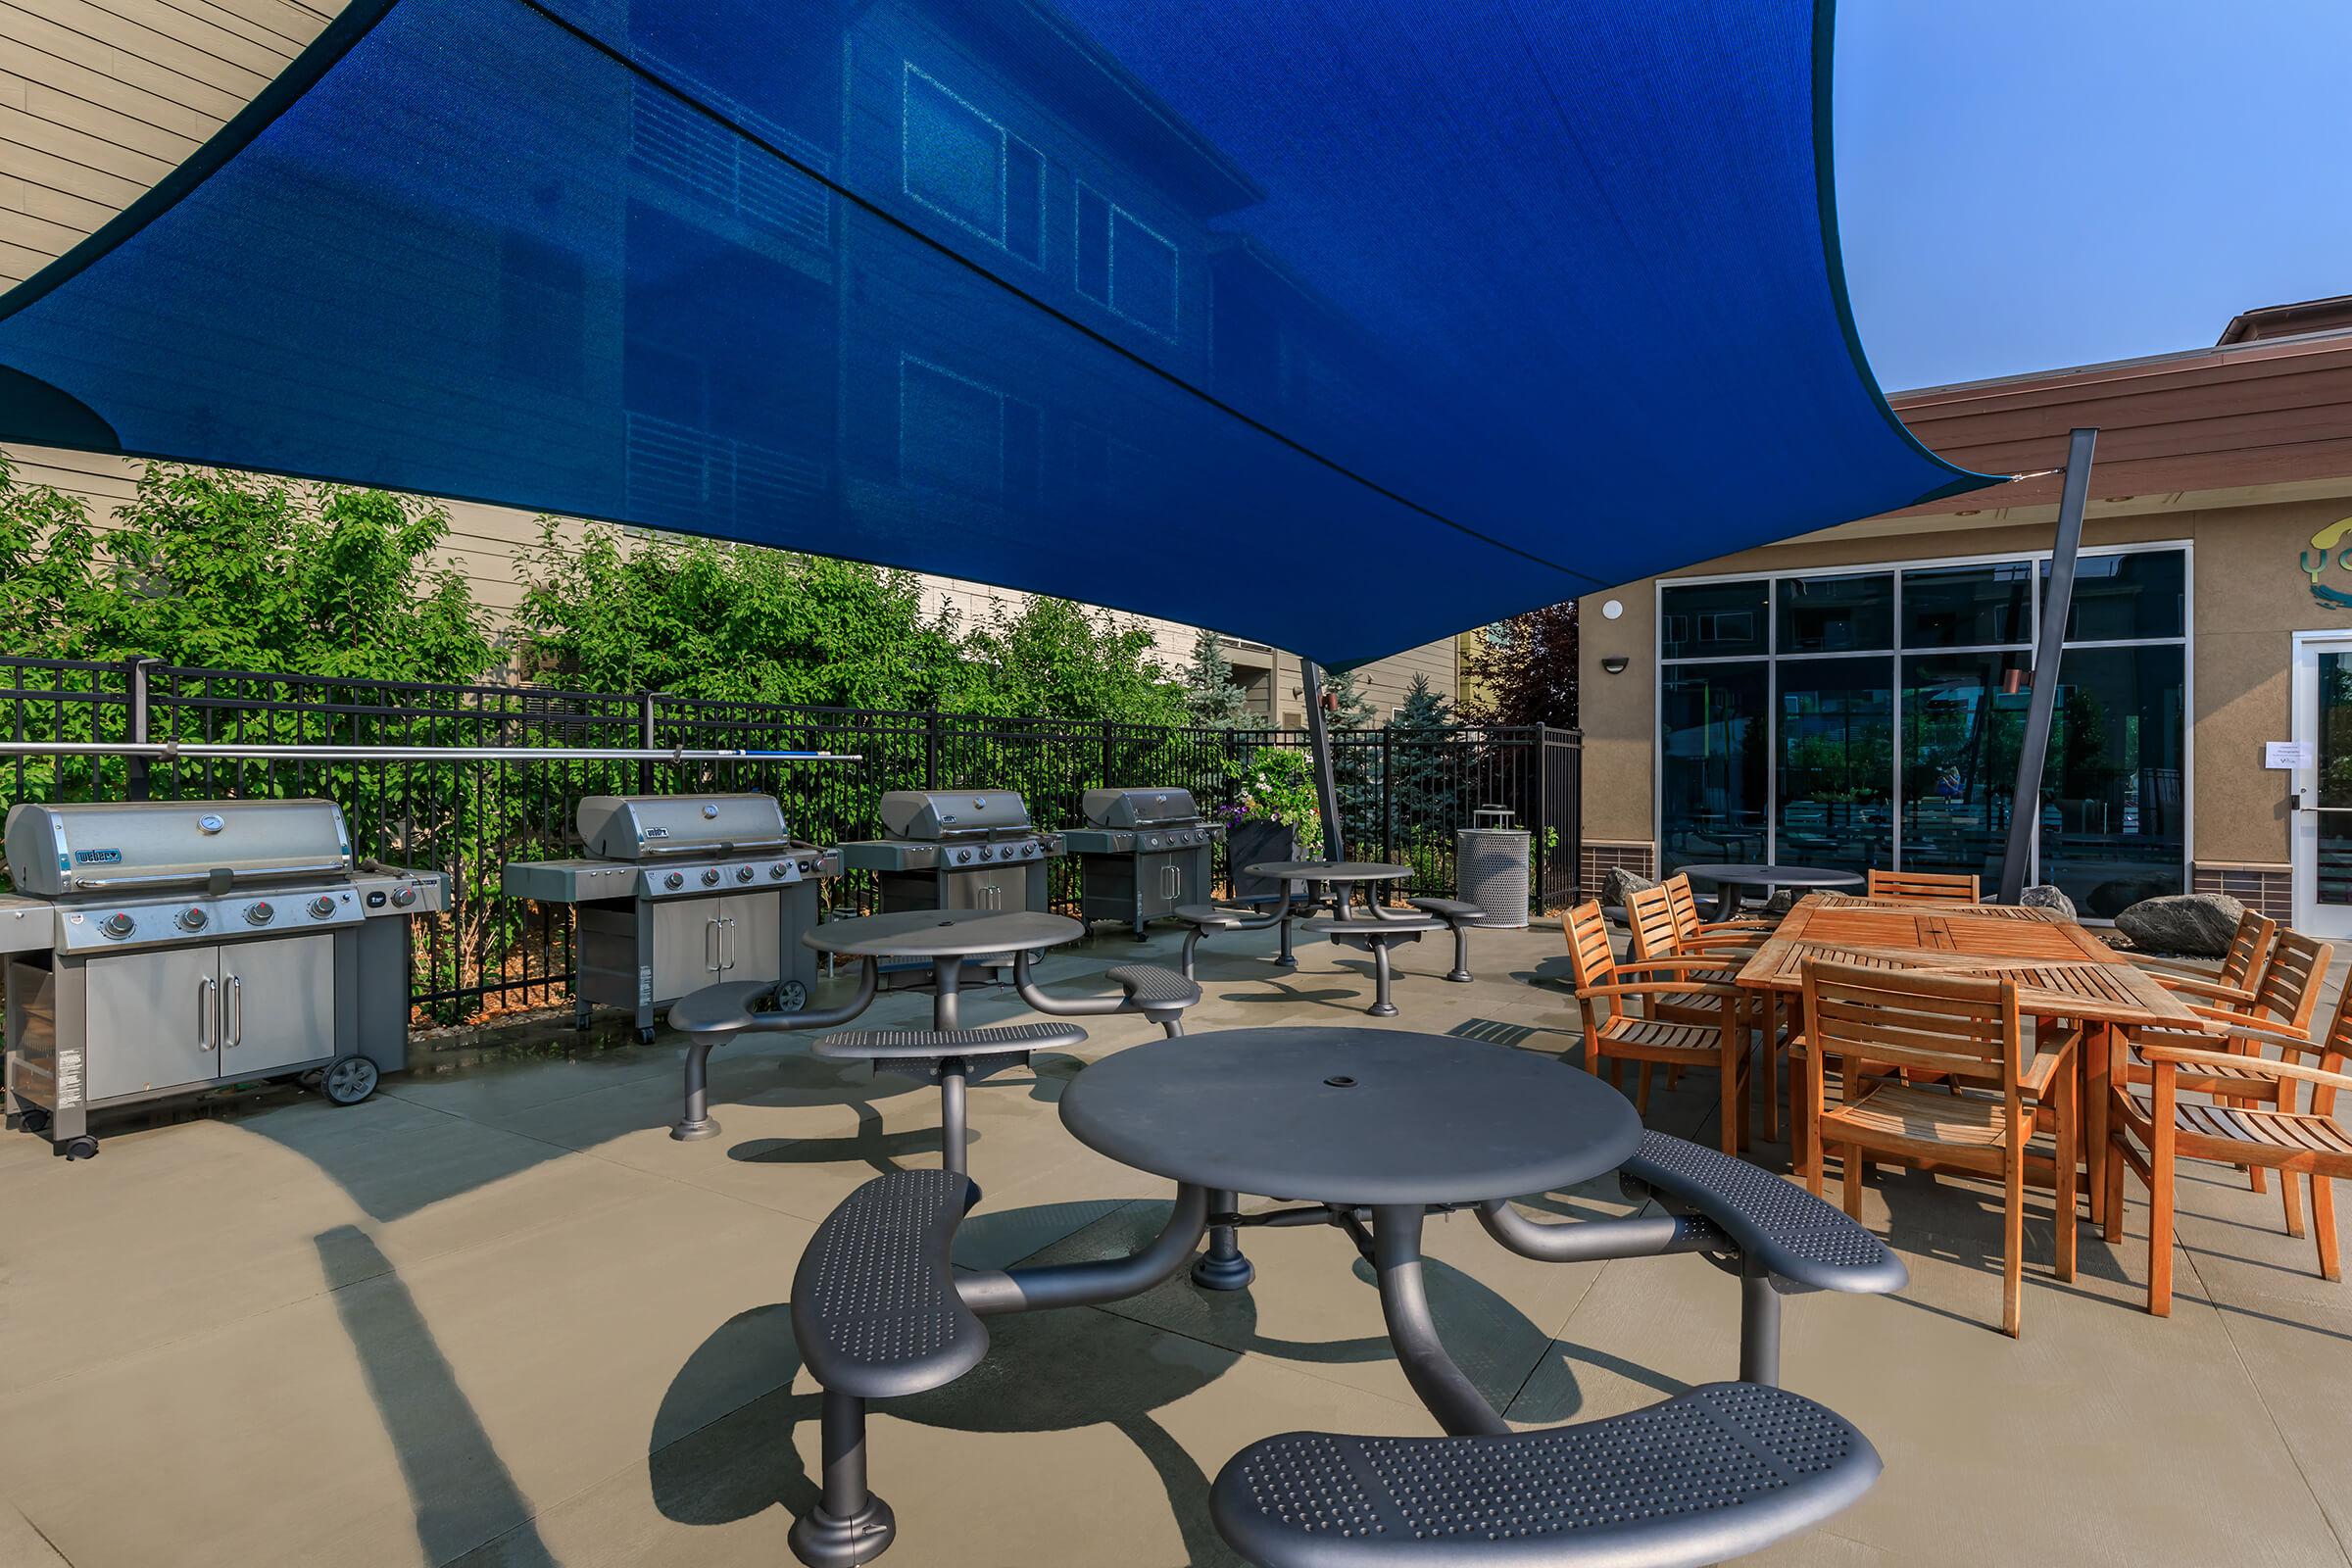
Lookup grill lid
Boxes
[4,798,354,897]
[1082,788,1202,829]
[878,790,1035,840]
[575,794,790,859]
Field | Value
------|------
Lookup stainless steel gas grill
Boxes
[1058,787,1223,939]
[501,793,841,1041]
[2,798,447,1159]
[835,792,1063,977]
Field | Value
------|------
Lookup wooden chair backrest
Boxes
[1864,868,1982,904]
[2250,929,2333,1035]
[1662,874,1704,942]
[1801,958,2019,1099]
[2218,908,2280,991]
[1560,901,1618,992]
[1625,883,1681,961]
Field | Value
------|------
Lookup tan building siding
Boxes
[1,2,1461,707]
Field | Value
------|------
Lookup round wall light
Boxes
[1600,599,1624,620]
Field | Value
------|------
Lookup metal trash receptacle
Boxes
[1455,807,1531,928]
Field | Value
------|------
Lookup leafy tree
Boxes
[1180,629,1252,728]
[952,597,1191,723]
[1462,600,1578,728]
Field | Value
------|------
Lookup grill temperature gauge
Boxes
[663,871,685,890]
[770,862,790,880]
[700,867,722,887]
[734,864,755,883]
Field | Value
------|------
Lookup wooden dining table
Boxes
[1735,893,2213,1222]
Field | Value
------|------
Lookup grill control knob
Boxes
[389,885,416,908]
[771,861,790,880]
[734,864,755,884]
[956,850,972,864]
[100,912,135,940]
[700,867,721,887]
[176,906,210,933]
[664,871,685,891]
[978,846,994,860]
[307,896,336,920]
[244,902,275,926]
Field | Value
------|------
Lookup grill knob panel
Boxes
[978,846,993,860]
[244,902,275,926]
[176,906,209,933]
[306,896,336,920]
[100,912,135,940]
[734,864,755,883]
[700,867,721,887]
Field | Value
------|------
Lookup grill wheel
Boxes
[322,1054,380,1106]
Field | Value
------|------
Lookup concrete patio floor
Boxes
[3,917,2349,1568]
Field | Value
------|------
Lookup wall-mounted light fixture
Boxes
[1601,657,1629,674]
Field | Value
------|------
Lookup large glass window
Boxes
[1659,580,1767,660]
[1656,547,2188,909]
[1659,664,1769,872]
[1777,574,1891,654]
[1778,660,1892,875]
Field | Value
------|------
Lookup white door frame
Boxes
[2290,631,2352,935]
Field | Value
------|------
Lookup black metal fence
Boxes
[0,656,1581,1024]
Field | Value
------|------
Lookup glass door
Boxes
[2292,636,2352,936]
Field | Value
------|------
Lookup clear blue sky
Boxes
[1835,0,2352,392]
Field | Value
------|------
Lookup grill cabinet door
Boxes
[648,901,718,1004]
[720,893,782,984]
[218,932,336,1076]
[83,945,223,1102]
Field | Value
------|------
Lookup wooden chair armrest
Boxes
[1614,956,1747,975]
[2149,973,2259,1005]
[2170,1010,2314,1052]
[1580,980,1745,1003]
[2131,955,2224,979]
[2138,1043,2352,1096]
[2019,1028,2082,1098]
[1694,916,1775,932]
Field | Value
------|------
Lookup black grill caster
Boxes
[637,1026,659,1045]
[58,1136,99,1160]
[19,1107,51,1135]
[775,980,809,1012]
[322,1054,380,1106]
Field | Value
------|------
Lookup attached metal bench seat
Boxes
[789,1169,984,1566]
[1176,900,1294,979]
[1013,952,1201,1037]
[668,978,790,1041]
[1306,914,1446,1017]
[815,1022,1087,1175]
[1210,1382,1880,1568]
[1404,896,1493,983]
[664,961,879,1143]
[1619,1130,1909,1296]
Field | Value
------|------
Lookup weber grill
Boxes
[3,798,446,1159]
[502,793,840,1041]
[1059,787,1222,938]
[836,791,1062,973]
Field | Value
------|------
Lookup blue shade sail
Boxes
[0,0,1996,670]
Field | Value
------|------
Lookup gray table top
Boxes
[1243,859,1412,881]
[802,908,1083,958]
[1675,863,1863,889]
[1059,1027,1641,1205]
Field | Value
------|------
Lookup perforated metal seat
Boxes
[1620,1131,1907,1295]
[1210,1382,1880,1568]
[816,1023,1086,1177]
[668,979,786,1039]
[1176,902,1256,930]
[1106,962,1202,1009]
[791,1168,986,1399]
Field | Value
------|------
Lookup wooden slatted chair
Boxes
[1663,872,1774,948]
[2121,927,2332,1232]
[1864,868,1982,904]
[2106,977,2352,1315]
[1803,959,2081,1337]
[1629,882,1796,1144]
[2131,906,2278,1014]
[1562,900,1750,1154]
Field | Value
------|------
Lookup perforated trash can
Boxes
[1455,807,1531,928]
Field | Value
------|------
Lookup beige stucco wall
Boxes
[1575,481,2352,871]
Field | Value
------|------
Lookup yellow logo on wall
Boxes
[2304,519,2352,608]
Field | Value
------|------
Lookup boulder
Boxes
[2113,893,2245,957]
[2019,885,2077,922]
[1599,866,1658,911]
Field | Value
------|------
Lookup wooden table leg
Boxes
[2083,1021,2110,1227]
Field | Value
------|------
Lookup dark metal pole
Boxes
[1299,661,1345,859]
[1998,427,2098,904]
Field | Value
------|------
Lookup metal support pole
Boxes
[1371,1204,1507,1436]
[1192,1188,1255,1290]
[1740,1253,1782,1387]
[124,657,156,802]
[1299,661,1346,860]
[788,1390,895,1567]
[672,1039,722,1141]
[1381,726,1395,863]
[1999,427,2098,904]
[636,690,658,795]
[938,1066,967,1176]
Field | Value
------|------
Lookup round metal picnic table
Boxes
[803,908,1082,1029]
[1234,858,1413,969]
[1059,1025,1641,1432]
[1676,861,1862,921]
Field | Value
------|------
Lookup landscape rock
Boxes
[1600,866,1658,910]
[2113,892,2244,957]
[2020,884,2077,922]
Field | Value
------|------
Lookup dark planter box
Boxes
[1228,819,1299,904]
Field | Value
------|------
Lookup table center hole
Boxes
[1323,1074,1356,1088]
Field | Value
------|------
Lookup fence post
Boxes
[1101,720,1114,788]
[1380,726,1395,863]
[637,691,659,794]
[924,701,942,790]
[1532,725,1548,909]
[124,657,157,802]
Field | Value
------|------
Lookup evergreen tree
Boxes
[1181,629,1252,729]
[1388,673,1459,846]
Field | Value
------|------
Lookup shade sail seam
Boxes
[506,0,1609,592]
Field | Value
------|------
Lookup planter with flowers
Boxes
[1218,748,1323,903]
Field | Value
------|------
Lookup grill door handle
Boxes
[198,976,216,1052]
[705,918,719,974]
[224,974,242,1049]
[720,916,737,971]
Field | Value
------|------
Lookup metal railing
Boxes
[0,655,1580,1026]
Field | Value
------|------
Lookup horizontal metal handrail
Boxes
[0,742,859,763]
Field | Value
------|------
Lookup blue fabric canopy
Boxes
[0,0,1995,669]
